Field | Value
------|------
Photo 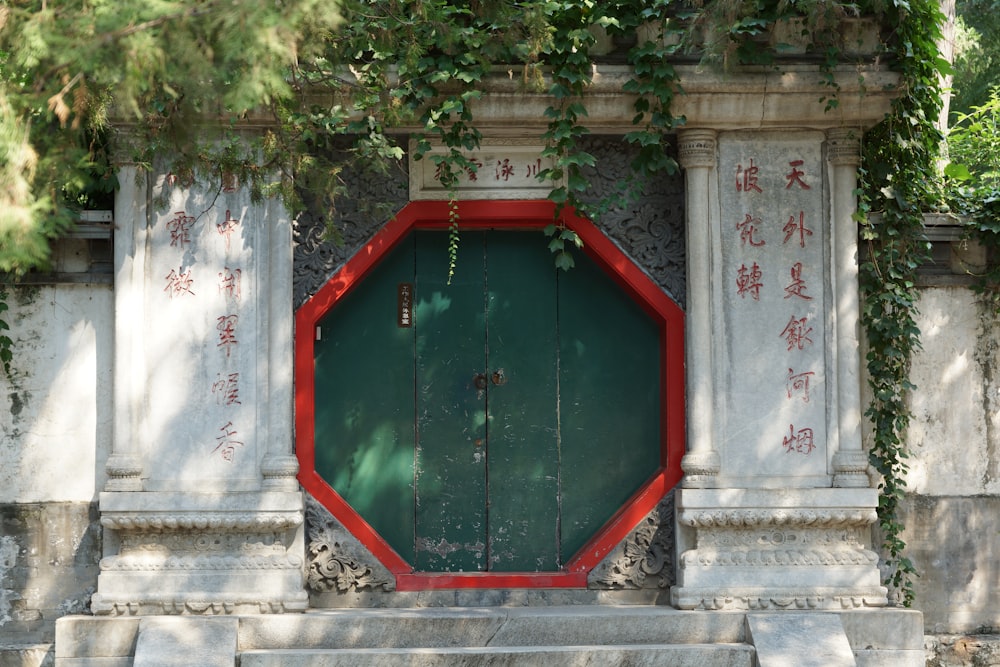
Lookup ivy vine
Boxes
[857,0,947,605]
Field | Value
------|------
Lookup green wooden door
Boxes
[314,230,660,573]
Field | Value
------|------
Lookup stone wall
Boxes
[0,281,111,664]
[902,286,1000,636]
[4,233,1000,663]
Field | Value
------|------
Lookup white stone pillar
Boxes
[105,162,146,492]
[678,129,721,487]
[670,127,887,611]
[260,197,299,492]
[93,132,306,616]
[827,128,870,488]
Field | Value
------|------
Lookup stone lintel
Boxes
[677,487,878,512]
[456,65,897,133]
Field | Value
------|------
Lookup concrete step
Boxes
[239,644,756,667]
[237,606,748,650]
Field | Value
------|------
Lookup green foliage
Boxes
[857,0,947,606]
[0,0,342,274]
[950,3,1000,120]
[945,87,1000,304]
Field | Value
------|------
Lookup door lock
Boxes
[491,368,507,386]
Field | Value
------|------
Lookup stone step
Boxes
[237,606,748,650]
[0,644,53,667]
[239,644,756,667]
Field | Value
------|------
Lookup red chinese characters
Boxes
[736,158,763,193]
[783,262,813,301]
[219,267,242,302]
[212,421,244,462]
[217,209,240,251]
[779,314,813,351]
[736,262,763,301]
[166,212,195,248]
[782,424,815,454]
[782,211,813,248]
[737,213,766,247]
[164,267,195,298]
[212,372,242,406]
[731,152,822,456]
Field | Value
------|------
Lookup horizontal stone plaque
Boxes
[409,138,563,200]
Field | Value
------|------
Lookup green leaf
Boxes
[554,251,575,271]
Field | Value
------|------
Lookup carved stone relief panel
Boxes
[293,140,410,308]
[588,490,676,590]
[293,136,686,308]
[304,495,394,594]
[578,136,686,308]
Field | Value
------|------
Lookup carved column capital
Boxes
[680,450,721,486]
[104,454,143,492]
[827,128,862,167]
[833,449,871,487]
[262,455,300,491]
[677,129,718,170]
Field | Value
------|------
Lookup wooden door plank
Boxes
[414,231,489,572]
[557,253,662,561]
[484,232,560,571]
[314,237,417,564]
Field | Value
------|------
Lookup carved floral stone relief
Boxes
[588,490,676,590]
[305,495,395,593]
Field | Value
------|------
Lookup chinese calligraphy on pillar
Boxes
[720,132,828,478]
[153,201,255,471]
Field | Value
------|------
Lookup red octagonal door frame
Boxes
[295,199,685,590]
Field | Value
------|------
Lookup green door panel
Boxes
[414,232,488,572]
[557,254,662,560]
[485,233,559,571]
[313,229,663,573]
[313,238,417,564]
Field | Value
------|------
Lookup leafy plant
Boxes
[857,0,947,606]
[945,87,1000,304]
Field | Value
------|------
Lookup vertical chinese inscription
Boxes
[720,133,827,475]
[158,203,251,465]
[211,209,245,462]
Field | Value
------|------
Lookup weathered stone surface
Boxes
[0,645,53,667]
[925,633,1000,667]
[0,285,113,504]
[897,494,1000,635]
[0,504,99,643]
[747,613,854,667]
[132,617,237,667]
[55,617,140,660]
[239,644,756,667]
[906,287,1000,497]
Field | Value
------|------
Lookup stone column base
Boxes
[92,491,306,615]
[670,488,887,611]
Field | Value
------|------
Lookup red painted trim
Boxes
[295,199,686,591]
[302,471,412,573]
[396,571,589,591]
